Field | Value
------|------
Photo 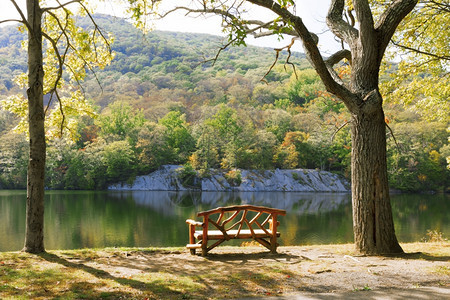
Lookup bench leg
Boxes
[188,224,196,255]
[201,240,208,256]
[270,216,279,253]
[201,223,209,256]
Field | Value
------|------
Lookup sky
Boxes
[0,0,341,54]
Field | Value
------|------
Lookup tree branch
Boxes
[159,1,362,111]
[41,31,65,114]
[248,0,360,112]
[42,23,68,136]
[353,0,375,37]
[159,5,286,38]
[376,0,419,53]
[42,0,81,12]
[9,0,32,32]
[386,122,401,153]
[324,49,352,86]
[45,8,107,93]
[0,19,25,25]
[331,121,349,142]
[326,0,358,46]
[426,0,450,13]
[260,37,300,84]
[326,49,352,66]
[55,89,66,136]
[202,36,239,66]
[391,39,450,61]
[76,1,113,54]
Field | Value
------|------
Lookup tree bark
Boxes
[23,0,46,254]
[350,93,403,254]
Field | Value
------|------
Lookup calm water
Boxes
[0,190,448,251]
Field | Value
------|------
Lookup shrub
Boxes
[177,164,200,189]
[224,169,242,187]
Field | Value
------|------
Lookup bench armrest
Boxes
[186,219,203,226]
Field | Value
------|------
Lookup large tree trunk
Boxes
[350,95,403,254]
[246,0,417,255]
[23,0,45,254]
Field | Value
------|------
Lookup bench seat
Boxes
[186,205,286,256]
[194,229,280,240]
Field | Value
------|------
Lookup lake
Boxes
[0,190,448,252]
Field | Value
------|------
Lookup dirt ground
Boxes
[70,243,449,298]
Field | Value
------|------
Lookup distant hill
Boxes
[0,15,447,194]
[0,14,309,117]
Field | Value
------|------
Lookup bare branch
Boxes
[0,19,25,25]
[284,47,297,78]
[391,39,450,61]
[331,121,349,142]
[65,63,88,96]
[160,6,233,19]
[261,48,280,84]
[261,37,299,83]
[55,89,66,137]
[42,0,81,12]
[9,0,32,32]
[203,36,239,66]
[347,8,355,27]
[159,5,285,38]
[386,122,401,153]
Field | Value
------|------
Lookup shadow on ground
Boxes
[38,252,188,299]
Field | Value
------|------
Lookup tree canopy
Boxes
[381,0,449,123]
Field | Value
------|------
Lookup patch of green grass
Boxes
[432,266,450,275]
[353,284,372,292]
[401,242,450,257]
[135,271,203,294]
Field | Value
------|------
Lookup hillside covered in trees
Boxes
[0,15,448,192]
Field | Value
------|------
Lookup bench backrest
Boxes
[197,205,286,238]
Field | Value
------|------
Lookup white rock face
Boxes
[108,165,188,191]
[108,165,350,192]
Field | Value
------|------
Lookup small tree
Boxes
[1,0,113,253]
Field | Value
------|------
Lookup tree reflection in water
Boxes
[0,191,448,251]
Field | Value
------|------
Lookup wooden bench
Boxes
[186,205,286,256]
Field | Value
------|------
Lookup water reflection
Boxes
[0,190,448,252]
[111,190,351,215]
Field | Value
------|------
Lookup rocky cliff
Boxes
[108,165,350,192]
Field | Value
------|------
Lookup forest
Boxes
[0,14,448,192]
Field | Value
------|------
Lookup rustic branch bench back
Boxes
[186,205,286,256]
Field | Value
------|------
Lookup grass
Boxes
[0,243,448,299]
